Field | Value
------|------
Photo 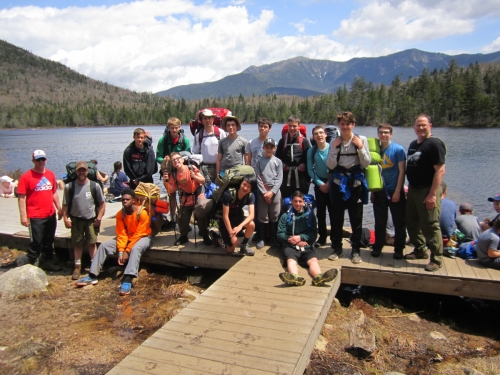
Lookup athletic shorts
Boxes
[283,246,317,268]
[218,214,244,245]
[71,217,98,246]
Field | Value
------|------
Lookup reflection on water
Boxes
[1,125,499,227]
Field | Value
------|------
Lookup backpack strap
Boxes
[198,126,221,145]
[67,181,75,217]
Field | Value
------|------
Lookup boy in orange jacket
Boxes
[75,188,152,295]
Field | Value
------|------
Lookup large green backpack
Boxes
[212,165,256,203]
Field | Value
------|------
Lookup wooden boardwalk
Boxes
[2,195,500,374]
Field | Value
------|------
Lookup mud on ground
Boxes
[1,247,500,375]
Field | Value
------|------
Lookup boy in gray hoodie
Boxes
[254,138,283,248]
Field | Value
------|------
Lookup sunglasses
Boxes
[35,158,47,162]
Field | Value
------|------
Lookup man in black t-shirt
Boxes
[405,114,446,272]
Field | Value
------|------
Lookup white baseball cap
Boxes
[33,150,47,160]
[0,176,13,183]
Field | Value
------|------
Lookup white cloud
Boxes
[291,18,316,33]
[0,0,369,92]
[482,36,500,53]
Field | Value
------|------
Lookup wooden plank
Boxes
[181,300,317,328]
[341,268,500,301]
[466,259,496,281]
[455,257,477,279]
[178,307,313,336]
[442,256,463,278]
[108,355,214,375]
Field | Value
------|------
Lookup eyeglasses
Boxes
[171,157,183,163]
[378,131,391,135]
[35,158,47,162]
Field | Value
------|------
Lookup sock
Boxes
[75,259,81,266]
[316,273,323,278]
[123,275,133,284]
[242,237,249,245]
[89,273,98,280]
[291,273,300,277]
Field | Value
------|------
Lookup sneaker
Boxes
[174,235,189,246]
[119,282,132,295]
[404,250,429,260]
[371,248,382,257]
[279,272,306,286]
[208,229,221,247]
[393,249,404,259]
[424,262,441,272]
[256,240,265,249]
[328,248,343,261]
[239,244,255,256]
[314,237,326,248]
[75,275,98,287]
[351,252,362,264]
[71,265,81,280]
[202,235,212,246]
[39,256,61,271]
[312,268,339,286]
[443,247,457,259]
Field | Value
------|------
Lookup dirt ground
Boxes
[1,246,499,375]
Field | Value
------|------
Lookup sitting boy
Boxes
[455,203,481,242]
[277,191,338,287]
[167,152,208,245]
[476,219,500,270]
[209,175,256,256]
[480,194,500,231]
[75,188,152,295]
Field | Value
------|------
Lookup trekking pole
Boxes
[193,213,197,248]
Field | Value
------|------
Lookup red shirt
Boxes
[17,169,57,218]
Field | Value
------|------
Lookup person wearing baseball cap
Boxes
[480,194,500,231]
[17,149,62,271]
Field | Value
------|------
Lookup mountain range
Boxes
[157,49,500,100]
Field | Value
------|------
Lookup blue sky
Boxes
[1,0,499,93]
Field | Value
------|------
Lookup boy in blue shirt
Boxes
[307,125,334,247]
[371,124,407,259]
[277,191,338,286]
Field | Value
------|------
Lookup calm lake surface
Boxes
[1,125,499,226]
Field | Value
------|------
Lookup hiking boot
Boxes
[39,256,61,271]
[119,282,132,295]
[351,252,362,264]
[404,250,429,260]
[15,254,30,267]
[279,272,306,286]
[208,229,221,247]
[314,237,326,248]
[371,248,382,257]
[174,236,189,246]
[328,248,343,261]
[312,268,339,287]
[71,265,81,280]
[75,275,98,287]
[424,262,441,272]
[393,249,404,260]
[202,235,212,246]
[239,244,255,256]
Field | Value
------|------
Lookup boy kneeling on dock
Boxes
[75,188,152,295]
[278,191,338,286]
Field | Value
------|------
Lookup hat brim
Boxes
[488,197,500,202]
[222,116,241,131]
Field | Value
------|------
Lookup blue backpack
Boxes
[456,241,477,259]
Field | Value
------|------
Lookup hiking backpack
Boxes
[190,108,232,136]
[133,182,164,236]
[63,161,102,188]
[282,194,317,230]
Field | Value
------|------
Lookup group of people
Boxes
[14,110,500,295]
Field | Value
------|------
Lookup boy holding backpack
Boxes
[254,138,283,248]
[277,191,338,286]
[167,152,208,246]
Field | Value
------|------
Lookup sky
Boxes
[1,0,499,93]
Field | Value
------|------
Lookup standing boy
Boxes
[371,124,406,259]
[307,125,334,247]
[62,161,106,280]
[277,191,338,287]
[276,115,311,198]
[192,109,227,183]
[156,117,191,173]
[75,188,152,295]
[216,115,249,176]
[254,138,283,248]
[123,128,158,190]
[17,150,62,271]
[167,152,209,245]
[326,112,371,264]
[209,175,256,256]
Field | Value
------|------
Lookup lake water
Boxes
[1,125,499,227]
